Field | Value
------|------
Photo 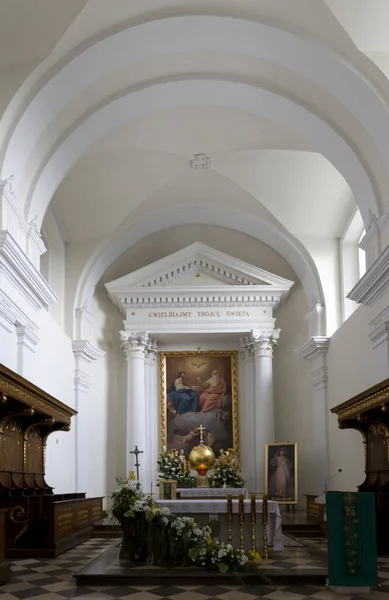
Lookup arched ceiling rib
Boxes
[0,15,388,228]
[25,79,376,229]
[73,204,325,335]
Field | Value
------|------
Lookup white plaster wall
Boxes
[41,207,66,327]
[0,324,17,371]
[299,235,341,336]
[76,283,126,506]
[273,282,312,502]
[327,301,389,493]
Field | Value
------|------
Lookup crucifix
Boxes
[198,424,206,444]
[130,446,143,484]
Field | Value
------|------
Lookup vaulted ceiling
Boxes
[0,0,388,287]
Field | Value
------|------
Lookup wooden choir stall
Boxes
[0,364,103,558]
[331,378,389,555]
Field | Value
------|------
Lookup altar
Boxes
[177,488,248,499]
[156,498,284,552]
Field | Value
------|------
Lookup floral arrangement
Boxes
[111,473,259,572]
[208,463,245,488]
[157,448,196,488]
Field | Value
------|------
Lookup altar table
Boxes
[156,499,284,551]
[177,488,248,499]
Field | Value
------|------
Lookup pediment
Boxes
[106,242,293,290]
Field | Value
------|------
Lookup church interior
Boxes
[1,1,389,599]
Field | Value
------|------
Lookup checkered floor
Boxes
[1,538,388,599]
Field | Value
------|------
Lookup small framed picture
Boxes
[265,442,298,504]
[159,480,177,500]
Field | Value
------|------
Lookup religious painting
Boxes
[159,480,177,500]
[265,442,298,504]
[160,351,239,459]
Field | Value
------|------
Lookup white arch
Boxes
[26,79,378,229]
[0,16,387,221]
[73,204,326,336]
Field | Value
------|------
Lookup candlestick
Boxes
[250,494,257,552]
[239,493,244,551]
[227,494,233,544]
[262,494,269,560]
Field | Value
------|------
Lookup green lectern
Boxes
[326,492,378,588]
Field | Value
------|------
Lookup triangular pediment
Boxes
[106,242,293,290]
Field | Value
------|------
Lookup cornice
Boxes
[72,340,105,362]
[348,243,389,306]
[0,232,57,309]
[295,336,330,361]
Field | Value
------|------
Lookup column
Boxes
[144,341,159,492]
[295,336,330,495]
[120,331,150,487]
[239,337,255,491]
[250,329,280,492]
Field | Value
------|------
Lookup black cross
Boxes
[130,446,143,485]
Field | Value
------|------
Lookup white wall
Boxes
[274,282,313,501]
[327,300,389,492]
[299,235,341,336]
[41,206,67,328]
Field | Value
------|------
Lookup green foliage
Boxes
[208,464,244,488]
[157,449,196,488]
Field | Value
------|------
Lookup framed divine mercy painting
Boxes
[160,351,239,459]
[265,442,298,505]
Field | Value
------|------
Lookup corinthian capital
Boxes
[120,331,150,359]
[250,329,280,358]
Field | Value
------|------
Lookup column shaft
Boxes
[251,330,279,493]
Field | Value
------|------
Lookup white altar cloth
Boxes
[177,488,248,499]
[156,499,283,551]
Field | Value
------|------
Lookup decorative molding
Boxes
[0,178,46,270]
[105,242,294,294]
[120,331,151,360]
[295,336,330,361]
[72,340,105,392]
[240,329,280,359]
[190,153,211,169]
[0,232,57,310]
[75,303,96,340]
[369,306,389,349]
[348,243,389,306]
[15,323,39,353]
[0,291,39,338]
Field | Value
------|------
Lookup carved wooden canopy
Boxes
[331,378,389,490]
[0,364,76,426]
[331,378,389,424]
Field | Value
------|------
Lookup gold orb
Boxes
[189,444,216,473]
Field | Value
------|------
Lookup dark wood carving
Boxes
[331,378,389,555]
[0,364,103,557]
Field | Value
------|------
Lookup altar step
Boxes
[280,510,324,538]
[74,544,328,587]
[92,522,121,538]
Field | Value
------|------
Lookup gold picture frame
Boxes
[159,480,177,500]
[160,351,239,458]
[265,442,298,504]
